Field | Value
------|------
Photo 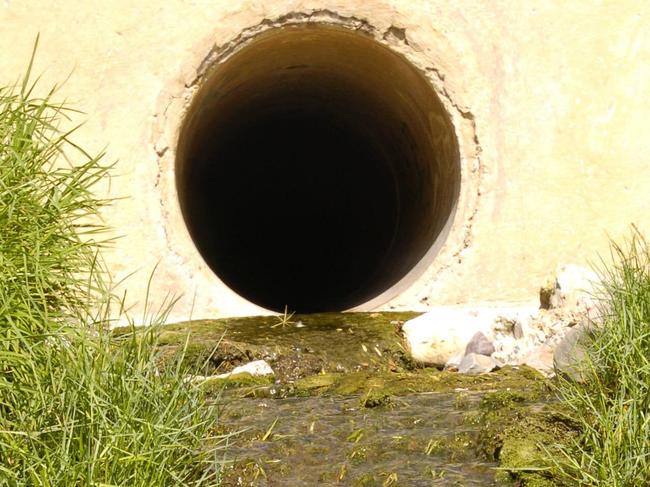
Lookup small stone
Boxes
[491,334,518,362]
[539,276,556,309]
[554,324,593,381]
[545,264,599,310]
[513,321,525,339]
[445,351,464,369]
[215,359,274,379]
[521,344,555,376]
[465,331,495,356]
[492,357,507,369]
[458,353,497,374]
[493,317,516,334]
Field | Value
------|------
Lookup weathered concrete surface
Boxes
[1,1,649,321]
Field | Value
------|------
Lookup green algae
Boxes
[359,388,392,408]
[114,311,583,485]
[216,377,558,486]
[493,412,577,487]
[217,364,553,485]
[474,388,579,486]
[115,312,417,383]
[294,365,547,398]
[219,389,502,486]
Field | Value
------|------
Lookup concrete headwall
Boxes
[1,1,649,321]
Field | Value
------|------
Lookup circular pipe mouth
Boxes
[176,24,460,313]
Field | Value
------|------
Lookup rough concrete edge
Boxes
[150,8,483,316]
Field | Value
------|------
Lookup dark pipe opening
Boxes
[176,24,460,313]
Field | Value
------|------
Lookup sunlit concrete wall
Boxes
[1,1,648,321]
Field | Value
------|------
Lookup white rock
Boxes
[215,360,274,379]
[403,305,538,366]
[549,264,599,310]
[445,351,464,369]
[458,353,497,374]
[492,306,540,333]
[491,335,520,364]
[521,344,555,376]
[402,307,494,366]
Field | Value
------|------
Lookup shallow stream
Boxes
[133,312,555,486]
[219,391,499,486]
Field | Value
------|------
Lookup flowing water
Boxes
[141,312,551,486]
[219,391,501,486]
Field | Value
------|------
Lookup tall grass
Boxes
[0,45,224,485]
[552,227,650,486]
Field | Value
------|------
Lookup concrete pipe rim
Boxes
[172,20,463,314]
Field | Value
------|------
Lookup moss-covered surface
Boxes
[116,312,581,485]
[114,312,418,384]
[472,389,580,486]
[216,391,499,486]
[293,364,546,398]
[215,370,567,486]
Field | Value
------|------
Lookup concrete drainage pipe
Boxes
[175,24,460,313]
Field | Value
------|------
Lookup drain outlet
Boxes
[176,24,460,312]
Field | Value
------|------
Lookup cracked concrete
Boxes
[1,1,649,321]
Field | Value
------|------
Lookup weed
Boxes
[550,227,650,486]
[271,305,296,328]
[0,43,225,485]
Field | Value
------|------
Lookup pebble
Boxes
[458,353,497,374]
[464,331,495,356]
[215,359,275,379]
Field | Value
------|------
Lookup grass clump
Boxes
[0,45,224,485]
[551,227,650,486]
